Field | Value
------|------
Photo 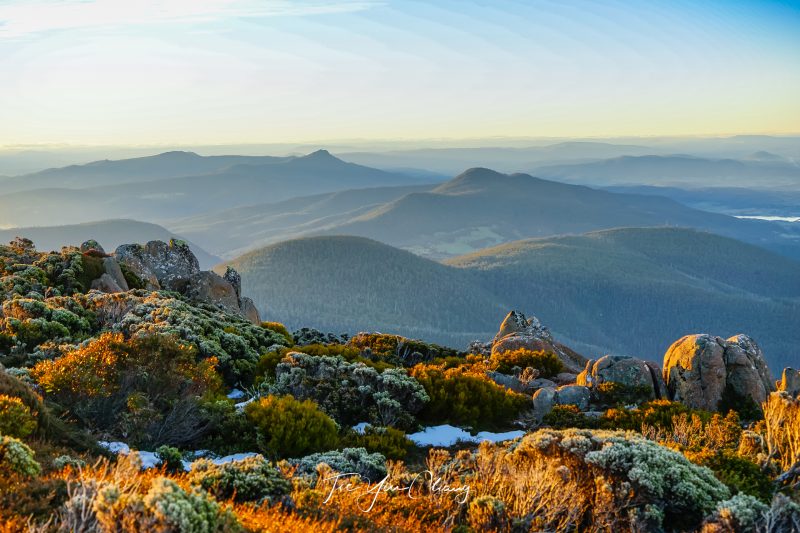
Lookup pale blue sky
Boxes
[1,0,798,145]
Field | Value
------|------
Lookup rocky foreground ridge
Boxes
[476,310,795,425]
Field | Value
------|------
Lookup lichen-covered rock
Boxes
[114,240,199,291]
[577,354,663,400]
[555,384,590,411]
[102,257,129,291]
[79,240,104,254]
[113,243,160,290]
[778,367,800,397]
[240,296,261,325]
[491,311,586,373]
[663,334,774,411]
[90,273,124,294]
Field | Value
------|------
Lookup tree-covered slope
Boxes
[227,229,800,368]
[219,235,506,340]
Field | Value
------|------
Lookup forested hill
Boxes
[225,228,800,368]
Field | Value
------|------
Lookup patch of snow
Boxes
[475,430,525,443]
[352,422,371,434]
[408,425,524,447]
[137,451,160,469]
[99,441,130,454]
[209,452,261,465]
[227,388,246,399]
[235,397,255,411]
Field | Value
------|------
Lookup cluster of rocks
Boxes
[479,310,788,424]
[80,239,261,324]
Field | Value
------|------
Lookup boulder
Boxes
[80,239,105,254]
[240,297,261,325]
[185,272,240,313]
[553,372,577,385]
[555,384,590,411]
[577,354,663,400]
[663,334,774,411]
[531,387,557,421]
[778,368,800,397]
[102,257,129,292]
[114,239,199,291]
[491,310,587,373]
[90,273,124,294]
[724,334,773,406]
[113,244,160,290]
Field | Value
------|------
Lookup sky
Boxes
[0,0,798,146]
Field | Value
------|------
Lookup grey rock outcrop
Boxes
[555,384,591,411]
[778,368,800,397]
[531,387,557,422]
[102,257,129,291]
[663,334,774,411]
[490,310,587,373]
[577,354,665,400]
[240,297,261,325]
[113,240,261,322]
[90,273,124,294]
[185,271,240,313]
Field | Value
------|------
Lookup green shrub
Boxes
[76,254,106,292]
[32,333,224,448]
[0,435,41,477]
[244,395,339,459]
[188,455,291,503]
[271,353,428,429]
[699,451,774,503]
[348,333,458,364]
[141,477,241,532]
[491,349,563,377]
[291,447,387,483]
[411,365,529,429]
[543,405,599,429]
[155,445,184,473]
[601,399,705,432]
[261,322,293,345]
[596,381,653,407]
[719,383,763,421]
[340,426,413,460]
[52,455,86,470]
[0,394,37,438]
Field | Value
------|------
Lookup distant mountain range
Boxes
[532,155,800,188]
[0,150,431,227]
[223,229,800,369]
[265,167,799,261]
[170,184,435,258]
[0,219,220,269]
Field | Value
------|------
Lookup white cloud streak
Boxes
[0,0,381,38]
